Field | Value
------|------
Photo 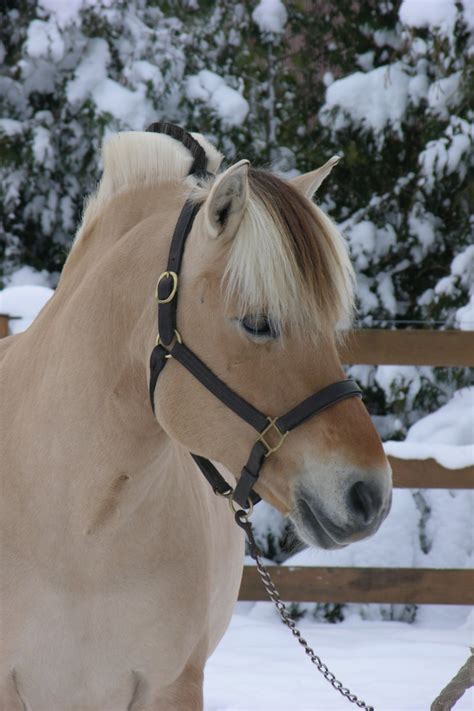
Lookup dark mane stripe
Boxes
[146,122,209,176]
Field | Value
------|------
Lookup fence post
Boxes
[0,314,9,338]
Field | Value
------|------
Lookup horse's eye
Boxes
[240,314,279,339]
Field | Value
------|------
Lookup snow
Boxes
[428,72,462,119]
[0,119,24,136]
[5,265,52,288]
[375,364,422,407]
[92,79,147,129]
[38,0,114,28]
[67,38,111,105]
[408,209,436,255]
[66,37,150,129]
[376,273,396,315]
[186,70,249,127]
[32,126,55,169]
[346,221,376,270]
[433,242,474,327]
[463,0,474,29]
[399,0,458,31]
[407,387,473,447]
[205,607,473,710]
[419,125,472,191]
[355,275,379,312]
[452,245,474,287]
[385,387,474,468]
[252,0,288,35]
[357,50,374,72]
[321,64,411,139]
[385,441,474,469]
[26,19,65,62]
[125,60,164,95]
[457,294,474,330]
[0,285,54,334]
[39,0,85,27]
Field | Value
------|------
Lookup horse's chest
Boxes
[2,557,212,710]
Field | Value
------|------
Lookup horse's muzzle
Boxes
[292,479,392,550]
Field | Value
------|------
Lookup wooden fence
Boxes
[240,329,474,606]
[1,316,473,604]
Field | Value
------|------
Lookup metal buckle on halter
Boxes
[256,417,288,457]
[155,329,182,358]
[155,271,178,304]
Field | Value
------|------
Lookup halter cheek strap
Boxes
[147,123,362,508]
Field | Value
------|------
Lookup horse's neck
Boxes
[2,185,192,529]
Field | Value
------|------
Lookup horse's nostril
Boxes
[349,481,380,524]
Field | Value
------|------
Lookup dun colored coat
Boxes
[0,130,392,710]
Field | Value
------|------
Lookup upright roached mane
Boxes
[78,130,354,343]
[76,130,223,238]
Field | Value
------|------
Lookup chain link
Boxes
[234,508,375,710]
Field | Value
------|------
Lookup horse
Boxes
[0,126,392,710]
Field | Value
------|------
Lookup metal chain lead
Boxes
[233,508,375,711]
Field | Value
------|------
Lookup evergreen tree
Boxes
[1,0,188,280]
[0,0,297,282]
[168,0,297,168]
[308,0,473,436]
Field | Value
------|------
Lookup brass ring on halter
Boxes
[155,271,178,303]
[155,329,182,358]
[229,496,254,519]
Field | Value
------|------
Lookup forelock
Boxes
[223,168,355,343]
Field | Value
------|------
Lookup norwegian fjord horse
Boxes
[0,128,391,710]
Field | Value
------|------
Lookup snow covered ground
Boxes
[205,604,473,710]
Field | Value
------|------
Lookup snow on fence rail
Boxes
[1,317,473,604]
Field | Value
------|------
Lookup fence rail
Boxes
[1,315,472,605]
[240,567,474,605]
[338,328,474,367]
[389,455,473,489]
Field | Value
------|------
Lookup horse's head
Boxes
[152,150,392,550]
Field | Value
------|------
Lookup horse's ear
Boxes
[291,156,341,199]
[204,159,250,239]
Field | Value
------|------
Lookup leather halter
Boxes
[147,123,362,508]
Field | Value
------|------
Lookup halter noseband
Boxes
[147,123,362,508]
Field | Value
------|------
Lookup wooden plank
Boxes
[239,566,474,605]
[0,314,9,338]
[390,456,474,489]
[339,329,474,367]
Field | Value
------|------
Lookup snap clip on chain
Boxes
[230,499,375,711]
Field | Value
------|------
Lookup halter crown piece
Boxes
[147,122,362,509]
